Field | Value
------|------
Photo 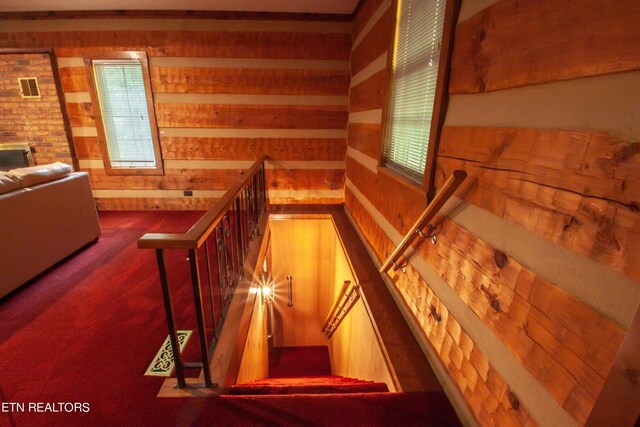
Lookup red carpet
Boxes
[269,346,332,378]
[0,211,461,426]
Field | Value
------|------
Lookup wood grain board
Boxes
[347,123,382,161]
[351,6,393,77]
[160,137,346,161]
[449,0,640,94]
[155,104,348,129]
[0,31,351,60]
[414,218,625,424]
[436,126,640,282]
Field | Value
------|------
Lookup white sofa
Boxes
[0,163,101,298]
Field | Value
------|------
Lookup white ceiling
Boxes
[0,0,360,14]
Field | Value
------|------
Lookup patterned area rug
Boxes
[144,330,192,376]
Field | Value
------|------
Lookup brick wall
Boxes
[0,53,72,166]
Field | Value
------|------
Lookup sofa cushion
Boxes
[0,171,20,195]
[10,162,73,188]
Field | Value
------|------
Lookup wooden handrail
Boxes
[138,156,266,250]
[379,169,467,273]
[322,280,360,338]
[322,280,352,331]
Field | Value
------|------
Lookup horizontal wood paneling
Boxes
[150,67,350,95]
[268,193,343,205]
[155,104,348,129]
[349,68,387,112]
[3,17,350,209]
[351,6,393,77]
[449,0,640,94]
[345,188,537,426]
[73,136,100,159]
[66,102,94,127]
[436,126,640,282]
[353,0,386,42]
[95,197,216,211]
[265,169,344,191]
[414,218,624,424]
[160,137,346,161]
[84,168,244,190]
[347,123,382,160]
[346,155,425,235]
[59,66,87,92]
[0,31,352,60]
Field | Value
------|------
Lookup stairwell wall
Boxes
[346,0,640,426]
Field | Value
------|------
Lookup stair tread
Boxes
[231,375,390,395]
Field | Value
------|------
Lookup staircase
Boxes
[226,346,461,426]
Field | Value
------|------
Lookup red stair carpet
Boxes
[230,375,390,395]
[269,346,332,378]
[0,211,461,426]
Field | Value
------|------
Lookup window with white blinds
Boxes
[93,60,157,169]
[382,0,447,183]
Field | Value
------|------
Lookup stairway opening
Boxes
[235,216,397,393]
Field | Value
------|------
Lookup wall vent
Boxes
[17,77,40,98]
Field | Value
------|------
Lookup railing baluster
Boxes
[234,197,245,272]
[155,249,186,389]
[203,239,218,341]
[187,249,214,388]
[214,226,228,320]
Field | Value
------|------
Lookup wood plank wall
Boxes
[345,0,640,426]
[0,18,351,209]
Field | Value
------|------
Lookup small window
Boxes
[84,51,163,175]
[382,0,457,191]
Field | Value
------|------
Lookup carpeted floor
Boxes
[0,211,461,427]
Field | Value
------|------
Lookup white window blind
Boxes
[93,60,156,168]
[383,0,446,182]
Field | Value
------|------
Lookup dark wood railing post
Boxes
[187,248,214,388]
[155,249,186,389]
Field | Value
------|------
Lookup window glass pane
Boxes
[383,0,446,182]
[93,60,156,168]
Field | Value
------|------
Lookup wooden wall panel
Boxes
[161,137,346,161]
[351,6,393,76]
[155,104,348,129]
[414,218,625,424]
[95,197,216,211]
[85,168,244,190]
[436,126,640,282]
[65,102,95,127]
[150,67,350,95]
[347,123,382,160]
[449,0,640,94]
[346,155,425,235]
[0,31,352,60]
[59,66,88,92]
[1,18,351,208]
[73,136,100,159]
[265,169,344,191]
[346,0,638,424]
[352,0,386,41]
[345,188,537,426]
[349,69,387,112]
